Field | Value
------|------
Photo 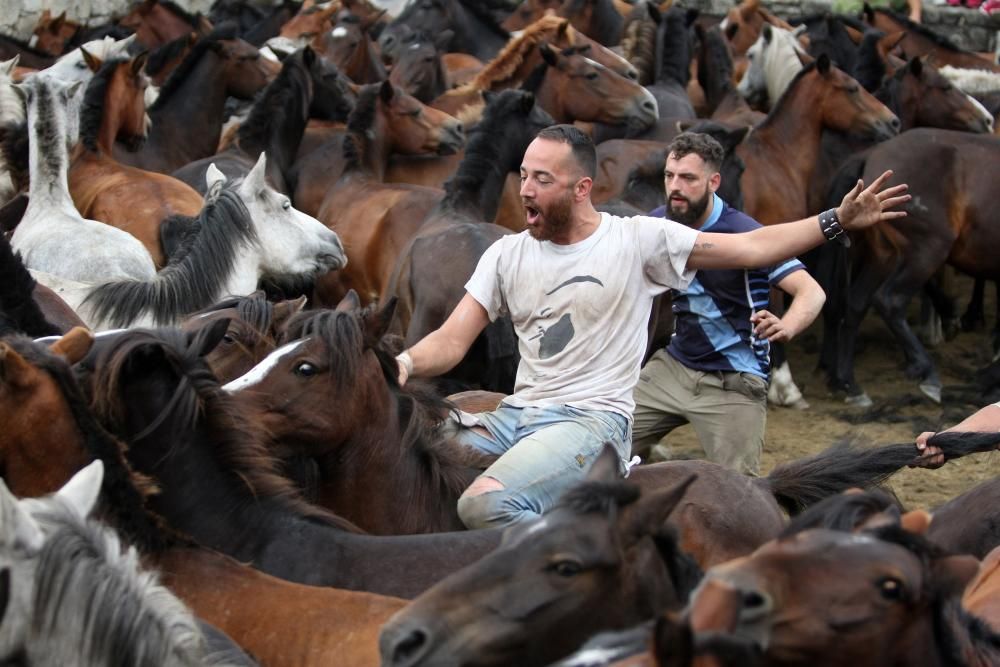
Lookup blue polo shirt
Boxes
[650,194,804,381]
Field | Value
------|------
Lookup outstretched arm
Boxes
[687,170,909,271]
[396,293,490,385]
[913,403,1000,468]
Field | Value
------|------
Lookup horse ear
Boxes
[761,24,772,44]
[817,52,831,75]
[882,31,905,54]
[0,342,35,389]
[188,316,231,358]
[622,474,696,540]
[520,91,535,113]
[652,612,694,666]
[724,22,739,42]
[206,163,226,200]
[900,508,932,535]
[55,460,104,519]
[362,297,396,344]
[246,152,269,194]
[684,8,699,27]
[273,295,309,324]
[50,326,95,365]
[301,45,317,68]
[434,29,453,52]
[741,0,760,19]
[931,554,981,599]
[907,56,923,78]
[862,2,875,22]
[647,2,663,24]
[0,55,19,77]
[0,477,44,552]
[53,11,67,30]
[584,444,621,483]
[539,41,558,67]
[335,289,361,312]
[132,51,149,76]
[379,79,394,103]
[80,46,103,73]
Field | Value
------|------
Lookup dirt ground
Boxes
[657,277,999,510]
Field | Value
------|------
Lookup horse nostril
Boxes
[642,100,656,113]
[889,116,901,130]
[389,628,429,666]
[454,123,464,135]
[742,590,771,612]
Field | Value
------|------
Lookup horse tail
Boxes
[762,439,930,516]
[158,213,200,263]
[83,189,256,328]
[0,230,62,337]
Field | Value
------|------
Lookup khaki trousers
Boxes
[632,349,766,475]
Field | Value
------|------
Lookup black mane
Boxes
[0,234,61,337]
[655,7,692,87]
[235,47,312,157]
[80,57,131,152]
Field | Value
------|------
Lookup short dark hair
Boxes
[535,124,596,179]
[667,132,724,173]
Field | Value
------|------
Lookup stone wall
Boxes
[675,0,1000,53]
[0,0,214,42]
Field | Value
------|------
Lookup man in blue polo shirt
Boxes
[631,133,827,474]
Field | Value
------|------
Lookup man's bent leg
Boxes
[457,406,629,529]
[688,373,767,475]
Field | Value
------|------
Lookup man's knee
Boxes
[457,477,512,529]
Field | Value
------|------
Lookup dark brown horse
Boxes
[928,476,1000,560]
[313,11,386,84]
[695,24,765,127]
[180,291,307,384]
[114,26,279,174]
[312,82,462,306]
[379,454,703,667]
[387,29,452,103]
[69,53,205,268]
[557,0,630,46]
[76,325,502,599]
[389,0,511,63]
[119,0,214,49]
[687,526,998,667]
[0,330,407,666]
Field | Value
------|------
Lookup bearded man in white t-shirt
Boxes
[395,124,910,530]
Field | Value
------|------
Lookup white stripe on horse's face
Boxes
[332,26,349,39]
[222,339,307,393]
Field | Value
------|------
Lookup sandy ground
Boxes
[655,279,999,511]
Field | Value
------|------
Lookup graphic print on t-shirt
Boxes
[529,275,605,359]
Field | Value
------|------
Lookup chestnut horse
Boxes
[312,81,463,306]
[687,526,999,667]
[76,325,502,599]
[313,11,386,84]
[69,53,204,268]
[379,454,704,667]
[0,331,406,666]
[31,10,81,57]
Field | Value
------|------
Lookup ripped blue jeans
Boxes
[448,403,631,529]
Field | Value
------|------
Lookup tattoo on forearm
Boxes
[694,242,715,250]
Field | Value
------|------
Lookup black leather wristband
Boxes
[818,208,851,247]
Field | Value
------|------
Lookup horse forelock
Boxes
[24,508,209,666]
[779,489,902,538]
[471,15,568,89]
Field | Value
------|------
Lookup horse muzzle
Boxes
[436,122,465,156]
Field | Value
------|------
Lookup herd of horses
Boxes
[0,0,999,664]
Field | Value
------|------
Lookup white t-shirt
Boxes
[465,212,699,418]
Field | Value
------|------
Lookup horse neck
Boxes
[875,78,913,129]
[346,36,385,83]
[444,118,528,220]
[147,50,230,158]
[25,95,75,212]
[351,117,392,180]
[582,0,623,46]
[239,68,311,179]
[532,71,571,123]
[215,245,263,300]
[452,1,509,60]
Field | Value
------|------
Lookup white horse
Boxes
[37,153,347,330]
[11,76,158,286]
[0,56,24,205]
[0,461,239,666]
[737,24,808,111]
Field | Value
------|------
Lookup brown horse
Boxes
[963,545,1000,633]
[143,31,198,86]
[76,324,502,599]
[719,0,795,57]
[501,0,563,31]
[387,29,452,103]
[180,291,307,384]
[737,55,898,226]
[557,0,632,46]
[114,27,279,174]
[69,53,204,268]
[313,11,386,84]
[278,0,339,40]
[687,526,997,667]
[862,6,1000,73]
[0,331,407,666]
[31,10,81,56]
[120,0,214,49]
[927,475,1000,560]
[312,82,463,306]
[827,130,1000,403]
[379,454,704,667]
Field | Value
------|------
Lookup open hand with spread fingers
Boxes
[836,169,910,231]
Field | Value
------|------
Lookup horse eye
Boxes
[878,577,905,601]
[222,334,236,345]
[294,362,317,377]
[550,560,583,577]
[409,109,421,118]
[282,199,292,210]
[585,72,599,80]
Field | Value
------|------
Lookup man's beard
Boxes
[524,192,574,241]
[666,187,711,227]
